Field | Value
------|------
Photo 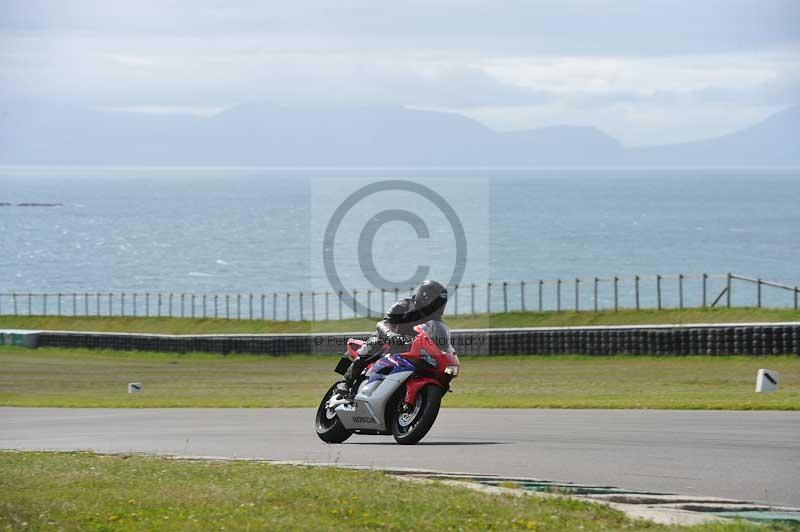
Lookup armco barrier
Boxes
[20,322,800,355]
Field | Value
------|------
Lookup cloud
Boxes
[2,0,798,55]
[0,1,798,144]
[480,53,799,98]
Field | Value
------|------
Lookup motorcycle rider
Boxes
[336,279,448,398]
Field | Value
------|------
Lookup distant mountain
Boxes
[627,105,800,166]
[0,101,797,166]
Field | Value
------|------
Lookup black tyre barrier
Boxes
[28,323,800,356]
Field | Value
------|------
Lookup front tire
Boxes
[315,384,352,444]
[391,385,443,445]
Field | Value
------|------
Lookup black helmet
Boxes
[411,280,448,321]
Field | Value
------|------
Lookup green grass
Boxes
[1,347,797,409]
[2,307,800,335]
[0,451,786,531]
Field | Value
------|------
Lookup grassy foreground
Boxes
[0,451,782,531]
[1,347,797,409]
[2,307,800,335]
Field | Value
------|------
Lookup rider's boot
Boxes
[335,364,357,400]
[335,338,378,400]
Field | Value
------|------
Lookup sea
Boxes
[1,167,798,316]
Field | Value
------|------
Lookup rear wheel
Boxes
[391,385,442,445]
[315,384,352,444]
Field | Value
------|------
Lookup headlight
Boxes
[444,365,459,376]
[420,349,438,368]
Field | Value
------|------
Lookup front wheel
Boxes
[391,385,443,445]
[315,384,352,444]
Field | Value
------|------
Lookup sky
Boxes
[1,0,798,146]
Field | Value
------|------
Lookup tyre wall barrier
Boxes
[25,323,800,355]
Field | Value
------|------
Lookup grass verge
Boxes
[0,451,784,531]
[1,347,797,409]
[2,307,800,335]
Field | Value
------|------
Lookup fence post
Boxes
[191,294,196,318]
[502,282,508,313]
[72,293,77,316]
[212,295,217,318]
[96,293,100,317]
[157,293,162,317]
[613,277,619,312]
[133,293,137,317]
[556,279,561,312]
[520,281,525,312]
[678,274,684,309]
[325,292,330,321]
[145,293,150,317]
[285,293,290,321]
[575,278,580,311]
[180,294,185,317]
[635,275,640,311]
[43,293,48,316]
[168,294,173,317]
[261,294,266,320]
[381,288,385,315]
[249,294,253,320]
[795,287,799,310]
[366,289,372,319]
[656,275,662,310]
[108,293,112,316]
[486,282,492,315]
[299,292,304,321]
[757,278,762,308]
[454,283,459,315]
[726,272,732,308]
[338,291,343,320]
[82,293,87,316]
[538,280,543,312]
[702,273,708,308]
[311,292,316,322]
[470,283,476,315]
[119,293,123,317]
[394,287,399,302]
[12,293,18,315]
[237,294,241,320]
[353,290,358,318]
[225,295,230,320]
[593,277,598,312]
[28,293,33,316]
[273,293,277,320]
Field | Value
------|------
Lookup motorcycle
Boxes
[315,319,460,445]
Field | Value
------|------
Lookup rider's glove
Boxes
[357,336,381,356]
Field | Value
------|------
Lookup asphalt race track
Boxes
[1,408,798,507]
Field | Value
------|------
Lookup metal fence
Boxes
[1,273,797,321]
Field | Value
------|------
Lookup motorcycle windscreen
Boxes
[418,320,454,353]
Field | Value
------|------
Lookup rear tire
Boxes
[391,385,442,445]
[315,384,352,444]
